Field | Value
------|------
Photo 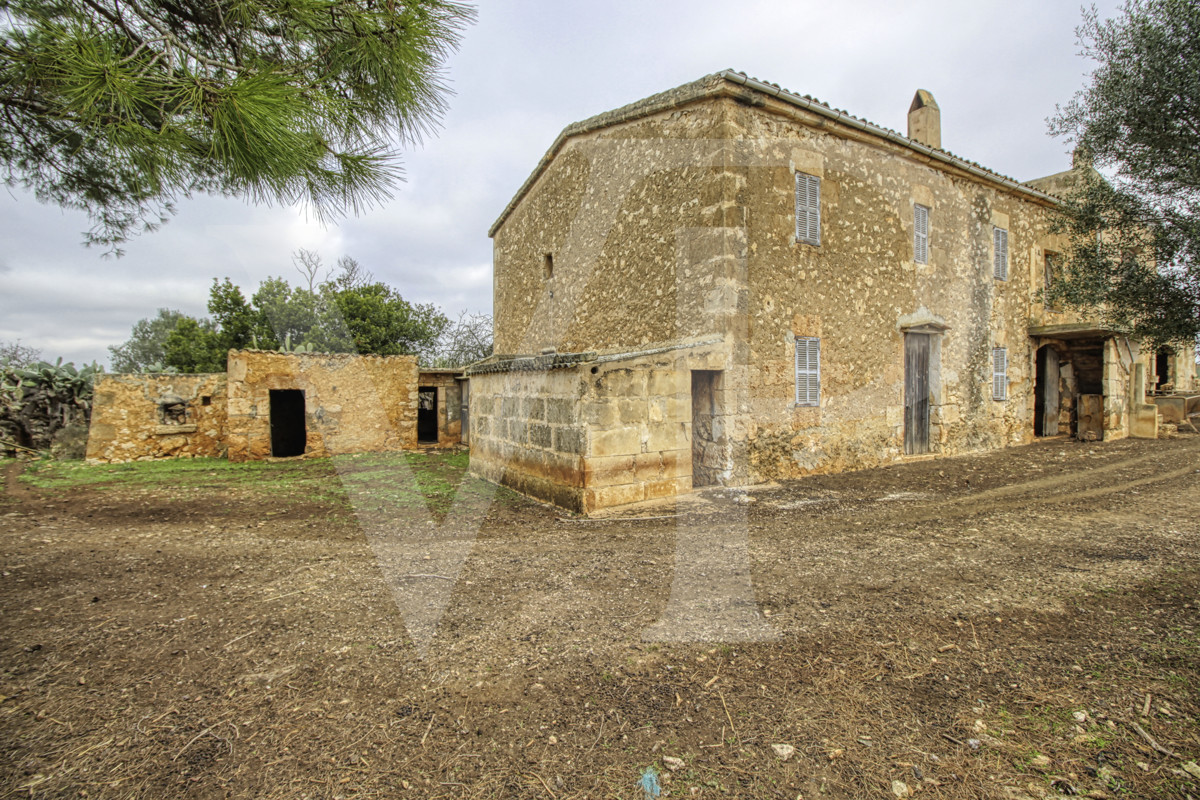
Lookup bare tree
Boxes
[292,249,326,292]
[0,340,42,367]
[433,312,493,367]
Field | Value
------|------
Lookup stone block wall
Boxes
[468,366,587,511]
[225,350,418,461]
[579,360,694,511]
[86,374,227,463]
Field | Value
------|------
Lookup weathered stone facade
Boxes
[87,351,452,464]
[225,351,419,461]
[86,373,227,463]
[478,70,1196,512]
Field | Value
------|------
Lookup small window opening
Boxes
[543,253,554,280]
[794,336,821,406]
[914,204,929,264]
[200,395,212,406]
[1043,251,1061,307]
[159,396,188,425]
[795,172,821,246]
[992,347,1008,401]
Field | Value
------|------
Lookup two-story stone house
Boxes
[467,70,1191,513]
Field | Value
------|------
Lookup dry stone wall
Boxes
[86,374,227,463]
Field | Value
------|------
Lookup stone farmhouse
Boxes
[466,70,1197,513]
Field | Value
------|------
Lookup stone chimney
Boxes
[907,89,941,149]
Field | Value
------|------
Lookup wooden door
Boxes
[1039,347,1060,436]
[904,334,930,455]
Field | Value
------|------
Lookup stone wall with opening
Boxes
[469,340,728,514]
[86,374,227,463]
[225,350,419,461]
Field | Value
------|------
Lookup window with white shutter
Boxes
[795,172,821,246]
[992,346,1008,401]
[914,204,930,264]
[795,336,820,406]
[993,226,1008,280]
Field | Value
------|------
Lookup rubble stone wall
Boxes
[225,350,418,461]
[86,374,227,463]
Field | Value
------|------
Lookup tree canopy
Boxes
[138,258,450,372]
[1047,0,1200,345]
[108,308,187,372]
[0,0,474,249]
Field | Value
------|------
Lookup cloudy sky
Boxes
[0,0,1119,367]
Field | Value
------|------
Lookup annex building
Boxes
[86,351,465,463]
[466,70,1197,513]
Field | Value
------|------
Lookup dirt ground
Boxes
[2,436,1199,800]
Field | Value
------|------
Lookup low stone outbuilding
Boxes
[86,351,462,464]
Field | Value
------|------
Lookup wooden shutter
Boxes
[795,173,821,245]
[914,204,929,264]
[993,227,1008,280]
[795,337,820,406]
[992,347,1008,401]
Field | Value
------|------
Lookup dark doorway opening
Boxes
[904,333,931,455]
[1034,345,1061,436]
[417,387,438,444]
[269,389,306,457]
[1156,347,1173,391]
[458,380,470,446]
[691,370,722,487]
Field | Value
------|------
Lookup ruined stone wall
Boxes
[468,366,587,511]
[225,351,418,461]
[1141,345,1198,393]
[86,374,227,463]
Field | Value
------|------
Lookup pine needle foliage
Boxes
[0,0,474,250]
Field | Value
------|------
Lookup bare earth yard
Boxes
[2,436,1199,799]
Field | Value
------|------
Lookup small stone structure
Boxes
[473,69,1197,513]
[224,350,419,461]
[87,351,460,464]
[469,339,723,513]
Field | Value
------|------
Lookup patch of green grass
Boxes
[23,454,335,491]
[20,450,527,517]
